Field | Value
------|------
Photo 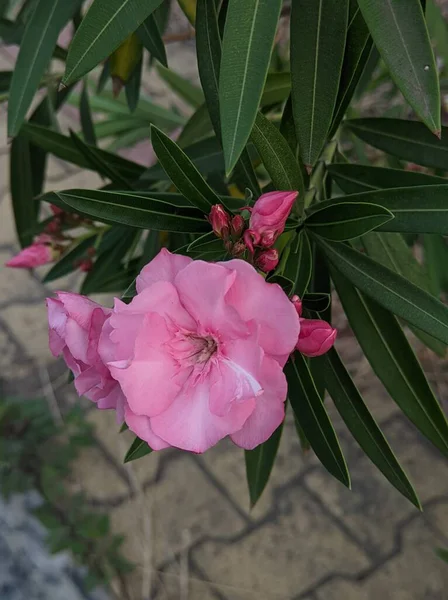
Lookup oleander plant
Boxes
[3,0,448,509]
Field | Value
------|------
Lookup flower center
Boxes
[168,332,218,367]
[187,334,217,364]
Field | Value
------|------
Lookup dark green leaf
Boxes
[63,0,165,86]
[319,348,421,508]
[423,234,448,296]
[219,0,282,173]
[280,95,297,155]
[283,231,313,297]
[245,422,283,508]
[346,118,448,170]
[10,136,34,247]
[285,353,350,487]
[314,235,448,344]
[137,12,167,66]
[328,163,446,194]
[261,72,291,107]
[55,189,209,232]
[302,293,331,313]
[290,0,349,166]
[124,437,152,463]
[330,266,448,458]
[43,235,96,283]
[157,64,204,108]
[79,82,97,147]
[356,0,440,133]
[306,201,393,241]
[7,0,81,137]
[125,57,142,113]
[150,125,220,212]
[250,111,305,201]
[177,103,214,148]
[435,547,448,563]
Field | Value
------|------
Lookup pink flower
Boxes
[255,248,279,273]
[50,204,65,216]
[46,292,125,419]
[209,204,230,239]
[296,318,337,357]
[6,243,54,269]
[249,191,298,247]
[100,249,299,452]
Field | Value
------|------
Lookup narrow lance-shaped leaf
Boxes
[330,266,448,459]
[80,82,97,147]
[285,353,350,487]
[10,136,35,247]
[43,235,97,283]
[219,0,282,174]
[283,231,313,297]
[305,201,394,241]
[318,348,421,509]
[8,0,81,137]
[290,0,349,166]
[63,0,164,86]
[356,0,440,133]
[245,422,283,508]
[124,437,152,463]
[313,234,448,345]
[250,111,305,203]
[137,12,167,67]
[346,118,448,170]
[157,64,204,108]
[310,186,448,235]
[150,125,220,213]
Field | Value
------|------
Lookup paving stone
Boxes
[314,507,448,600]
[199,412,318,520]
[191,486,370,599]
[44,168,102,193]
[0,193,19,247]
[0,250,46,304]
[423,500,448,543]
[110,456,247,570]
[305,417,448,560]
[0,301,51,362]
[150,562,221,600]
[0,319,33,384]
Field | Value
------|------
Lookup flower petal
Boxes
[47,298,67,356]
[124,405,171,450]
[230,355,287,450]
[136,248,192,293]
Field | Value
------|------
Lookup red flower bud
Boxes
[209,205,230,239]
[79,258,93,272]
[255,248,279,273]
[230,215,245,239]
[50,204,65,216]
[296,319,337,357]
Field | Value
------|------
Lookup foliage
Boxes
[0,397,134,593]
[2,0,448,509]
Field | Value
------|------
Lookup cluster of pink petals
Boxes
[48,249,300,453]
[6,237,54,269]
[245,190,298,250]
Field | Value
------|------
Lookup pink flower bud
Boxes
[45,218,61,234]
[79,258,93,272]
[231,240,246,258]
[5,243,54,269]
[230,215,245,239]
[50,204,64,216]
[291,295,302,317]
[296,318,337,357]
[250,190,298,247]
[243,229,260,254]
[209,205,230,239]
[255,248,279,273]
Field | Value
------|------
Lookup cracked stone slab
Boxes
[0,302,52,363]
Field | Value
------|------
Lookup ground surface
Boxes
[2,13,448,600]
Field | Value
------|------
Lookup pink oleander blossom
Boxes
[47,292,125,420]
[249,190,298,247]
[296,318,337,357]
[99,249,300,452]
[6,243,53,269]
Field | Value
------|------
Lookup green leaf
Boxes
[329,4,372,136]
[250,111,305,201]
[219,0,282,174]
[79,82,97,147]
[435,548,448,563]
[20,122,144,180]
[54,189,210,232]
[137,12,167,66]
[363,232,446,357]
[314,235,448,344]
[423,234,448,296]
[290,0,349,166]
[346,118,448,170]
[245,422,283,508]
[305,201,394,241]
[285,353,350,487]
[63,0,164,86]
[356,0,440,133]
[7,0,81,137]
[283,231,313,297]
[124,437,152,463]
[177,103,214,148]
[328,163,446,194]
[314,186,448,235]
[125,57,142,113]
[150,125,220,212]
[157,64,204,108]
[43,235,96,283]
[261,72,291,107]
[319,348,421,508]
[330,267,448,458]
[10,135,34,247]
[302,293,331,313]
[426,0,448,69]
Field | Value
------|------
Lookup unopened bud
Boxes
[230,215,245,239]
[79,258,93,272]
[231,240,246,258]
[255,248,279,273]
[209,205,231,239]
[296,319,337,357]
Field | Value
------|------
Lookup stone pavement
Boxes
[2,20,448,600]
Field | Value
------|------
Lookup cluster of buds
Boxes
[292,295,337,357]
[6,205,95,272]
[209,190,298,273]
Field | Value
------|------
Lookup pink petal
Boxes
[230,355,287,450]
[108,313,187,418]
[65,318,90,363]
[151,379,256,453]
[124,405,171,450]
[56,292,109,329]
[221,259,299,360]
[46,298,67,356]
[136,248,192,293]
[174,261,247,338]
